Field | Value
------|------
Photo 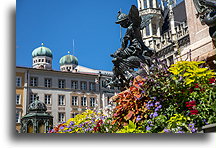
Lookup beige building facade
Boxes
[177,0,215,69]
[16,66,118,130]
[16,43,118,132]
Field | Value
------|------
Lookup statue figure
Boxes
[108,5,154,89]
[193,0,216,44]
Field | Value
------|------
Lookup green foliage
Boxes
[49,60,216,133]
[168,61,215,85]
[117,120,144,133]
[112,60,216,133]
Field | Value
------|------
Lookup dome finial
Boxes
[41,42,44,46]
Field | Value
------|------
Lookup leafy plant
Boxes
[117,120,144,133]
[48,60,216,133]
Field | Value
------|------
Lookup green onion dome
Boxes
[28,97,47,112]
[32,43,53,58]
[59,52,78,66]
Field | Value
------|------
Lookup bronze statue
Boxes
[193,0,216,44]
[108,5,154,89]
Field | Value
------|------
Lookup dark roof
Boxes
[161,0,187,34]
[173,0,187,24]
[161,8,170,34]
[16,66,99,76]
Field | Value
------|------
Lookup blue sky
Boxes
[16,0,183,71]
[16,0,138,71]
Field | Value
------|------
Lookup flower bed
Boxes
[48,61,216,133]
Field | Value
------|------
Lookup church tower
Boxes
[59,51,78,72]
[32,43,53,70]
[137,0,163,51]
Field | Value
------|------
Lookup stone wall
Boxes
[178,0,215,64]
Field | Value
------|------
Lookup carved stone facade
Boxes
[138,0,190,66]
[137,0,215,70]
[177,0,215,69]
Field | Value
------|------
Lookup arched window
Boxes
[27,121,33,133]
[38,121,45,133]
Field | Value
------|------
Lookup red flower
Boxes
[189,100,196,105]
[185,101,196,107]
[189,88,193,93]
[93,127,99,132]
[186,101,198,115]
[190,109,198,115]
[209,77,215,84]
[194,83,199,88]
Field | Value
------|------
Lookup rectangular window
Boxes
[102,80,106,88]
[30,93,37,104]
[149,0,153,8]
[58,79,65,88]
[44,78,52,88]
[90,97,96,107]
[58,113,65,122]
[146,24,150,36]
[58,95,65,106]
[107,96,110,105]
[81,97,87,106]
[71,112,78,118]
[16,77,22,87]
[89,82,96,91]
[80,81,87,90]
[30,77,38,87]
[168,55,174,65]
[144,0,147,9]
[16,94,21,105]
[16,111,20,123]
[71,81,78,90]
[152,24,157,35]
[72,96,78,106]
[45,94,51,104]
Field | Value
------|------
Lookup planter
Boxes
[199,123,216,133]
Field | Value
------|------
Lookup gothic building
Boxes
[136,0,201,66]
[137,0,215,68]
